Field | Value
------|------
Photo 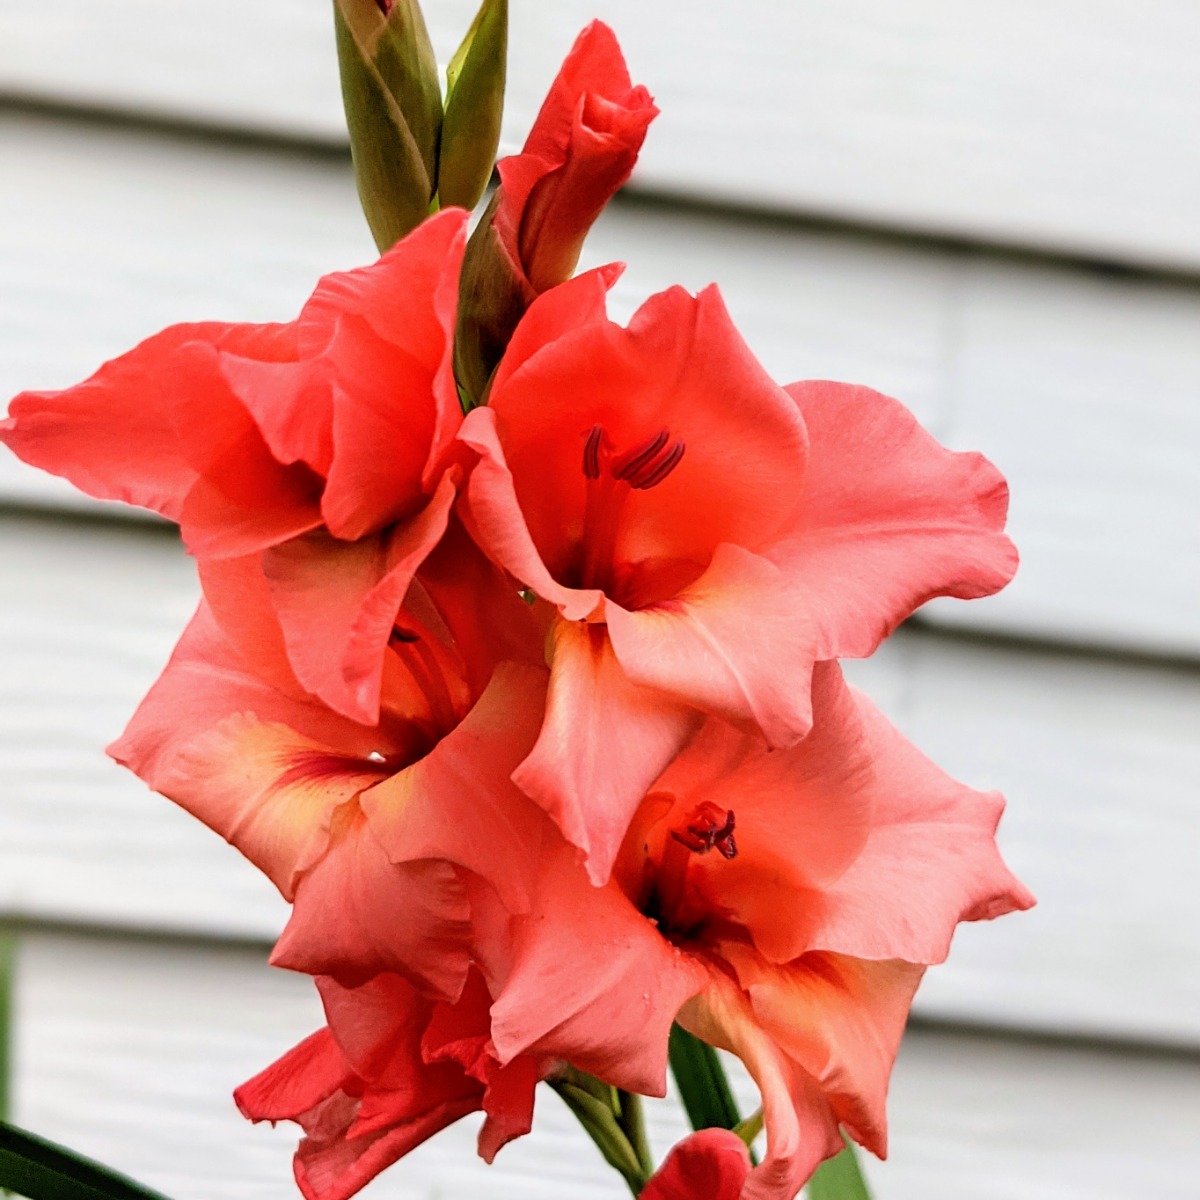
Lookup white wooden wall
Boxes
[1,3,1198,1197]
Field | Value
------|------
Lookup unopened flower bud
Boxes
[438,0,507,213]
[334,0,443,250]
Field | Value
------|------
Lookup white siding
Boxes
[3,2,1200,270]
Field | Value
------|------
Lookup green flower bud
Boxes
[438,0,508,213]
[334,0,444,251]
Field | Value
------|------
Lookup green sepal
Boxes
[333,0,443,250]
[732,1107,764,1150]
[0,1122,173,1200]
[807,1134,873,1200]
[438,0,507,211]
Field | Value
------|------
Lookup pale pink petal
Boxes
[272,808,472,1001]
[724,946,924,1159]
[513,618,702,885]
[806,688,1036,964]
[359,663,552,917]
[605,544,816,747]
[679,975,843,1200]
[777,380,1017,660]
[262,472,458,724]
[490,839,705,1096]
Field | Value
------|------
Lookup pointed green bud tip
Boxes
[438,0,507,212]
[333,0,444,250]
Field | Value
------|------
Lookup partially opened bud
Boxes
[454,21,657,405]
[334,0,443,250]
[438,0,507,212]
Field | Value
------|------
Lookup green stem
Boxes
[616,1090,654,1182]
[550,1079,650,1197]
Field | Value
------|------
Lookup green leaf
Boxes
[0,926,14,1126]
[807,1137,873,1200]
[668,1024,742,1132]
[0,1123,173,1200]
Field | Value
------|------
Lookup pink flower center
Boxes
[576,424,686,594]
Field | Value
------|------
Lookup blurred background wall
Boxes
[1,2,1198,1196]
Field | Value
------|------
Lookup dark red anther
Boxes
[612,429,669,481]
[611,428,686,490]
[582,425,604,480]
[670,802,737,859]
[632,440,686,490]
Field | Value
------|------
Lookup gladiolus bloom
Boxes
[481,664,1034,1197]
[110,530,548,1001]
[458,268,1017,883]
[237,970,542,1200]
[1,209,470,724]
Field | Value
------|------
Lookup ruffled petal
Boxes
[360,663,552,917]
[109,604,399,899]
[805,687,1036,964]
[262,472,458,724]
[776,380,1017,660]
[679,975,843,1200]
[458,403,603,619]
[723,946,924,1159]
[513,618,702,885]
[605,544,816,748]
[237,974,482,1200]
[489,838,705,1096]
[0,321,288,518]
[272,806,473,1000]
[650,663,874,964]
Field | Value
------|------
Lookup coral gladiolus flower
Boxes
[455,20,658,398]
[1,209,469,724]
[481,664,1034,1197]
[110,534,548,1001]
[640,1129,752,1200]
[237,970,542,1200]
[458,268,1018,883]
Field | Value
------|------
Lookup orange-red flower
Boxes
[476,664,1033,1196]
[1,209,470,724]
[458,267,1017,883]
[236,970,543,1200]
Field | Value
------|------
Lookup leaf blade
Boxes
[0,1122,174,1200]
